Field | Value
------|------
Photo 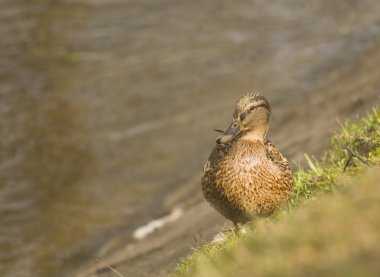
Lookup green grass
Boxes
[171,108,380,277]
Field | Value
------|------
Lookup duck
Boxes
[202,93,293,231]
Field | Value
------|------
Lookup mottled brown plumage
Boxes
[202,93,293,229]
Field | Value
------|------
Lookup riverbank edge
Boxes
[171,107,380,276]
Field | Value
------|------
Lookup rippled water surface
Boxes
[1,1,380,276]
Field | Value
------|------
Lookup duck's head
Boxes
[216,93,271,145]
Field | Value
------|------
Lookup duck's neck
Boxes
[242,125,268,143]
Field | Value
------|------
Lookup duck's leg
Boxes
[233,222,240,233]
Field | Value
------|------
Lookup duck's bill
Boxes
[217,123,241,144]
[213,129,225,133]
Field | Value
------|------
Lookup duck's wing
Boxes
[202,131,244,176]
[264,139,291,172]
[202,144,229,175]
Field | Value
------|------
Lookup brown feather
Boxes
[201,93,293,225]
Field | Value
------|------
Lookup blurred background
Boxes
[0,0,379,276]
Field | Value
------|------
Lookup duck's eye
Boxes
[249,106,255,111]
[232,122,238,128]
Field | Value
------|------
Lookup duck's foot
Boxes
[219,222,248,238]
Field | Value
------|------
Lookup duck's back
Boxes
[202,139,293,223]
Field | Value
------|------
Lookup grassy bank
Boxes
[172,108,380,277]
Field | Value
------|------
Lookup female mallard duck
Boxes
[202,93,293,230]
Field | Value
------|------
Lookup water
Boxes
[1,0,380,276]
